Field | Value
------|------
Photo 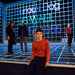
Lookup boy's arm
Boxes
[30,42,35,62]
[46,40,50,63]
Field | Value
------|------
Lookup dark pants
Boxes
[20,36,27,52]
[67,34,73,46]
[28,56,46,75]
[8,38,14,54]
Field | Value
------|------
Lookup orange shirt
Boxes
[30,38,50,63]
[66,27,72,34]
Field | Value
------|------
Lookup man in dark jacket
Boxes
[6,21,15,54]
[18,21,28,52]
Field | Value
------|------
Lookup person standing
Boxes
[18,21,28,52]
[66,24,73,47]
[6,21,15,54]
[27,28,50,75]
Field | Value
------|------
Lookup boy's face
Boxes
[35,32,43,39]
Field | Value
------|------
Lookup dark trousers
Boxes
[28,56,46,75]
[67,34,73,46]
[8,39,14,53]
[20,36,27,52]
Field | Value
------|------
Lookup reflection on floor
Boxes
[0,43,75,65]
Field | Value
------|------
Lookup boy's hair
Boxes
[36,28,43,33]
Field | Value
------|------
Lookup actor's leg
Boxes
[70,34,73,45]
[28,57,38,75]
[20,37,23,52]
[8,40,13,54]
[36,57,46,75]
[69,34,72,46]
[68,35,71,46]
[23,36,27,52]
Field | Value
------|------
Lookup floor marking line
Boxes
[57,45,65,63]
[71,48,75,56]
[50,46,60,54]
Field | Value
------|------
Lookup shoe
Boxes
[8,52,13,55]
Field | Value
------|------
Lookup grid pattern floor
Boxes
[0,43,75,65]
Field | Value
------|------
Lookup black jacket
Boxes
[18,25,28,37]
[6,25,15,39]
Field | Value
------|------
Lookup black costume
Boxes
[18,25,28,37]
[6,25,15,54]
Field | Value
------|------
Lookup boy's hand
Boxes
[45,62,49,67]
[27,62,30,65]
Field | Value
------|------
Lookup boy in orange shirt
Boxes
[28,28,50,75]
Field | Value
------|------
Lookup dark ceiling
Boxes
[0,0,21,4]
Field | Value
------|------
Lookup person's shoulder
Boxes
[32,40,36,45]
[66,27,69,30]
[43,38,48,41]
[43,38,49,43]
[66,27,69,29]
[6,25,10,29]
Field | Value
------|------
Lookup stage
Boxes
[0,43,75,65]
[0,43,75,75]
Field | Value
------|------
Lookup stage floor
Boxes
[0,43,75,65]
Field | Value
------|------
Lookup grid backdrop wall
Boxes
[4,0,75,43]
